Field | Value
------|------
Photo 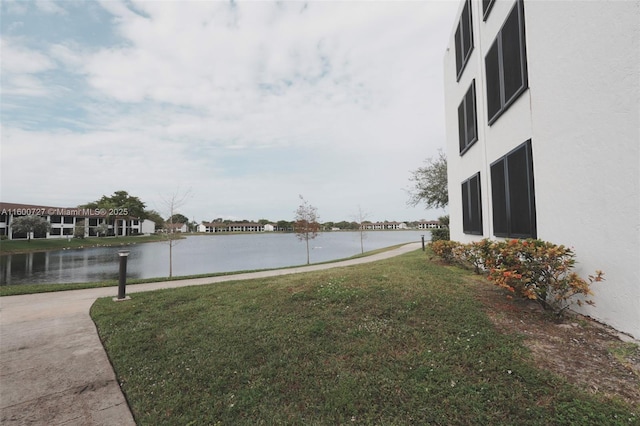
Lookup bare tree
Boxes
[352,205,369,254]
[159,188,191,277]
[294,195,320,265]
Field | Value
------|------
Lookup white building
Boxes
[360,222,408,230]
[165,223,188,233]
[140,219,155,235]
[444,0,639,338]
[0,202,155,239]
[198,222,268,233]
[416,221,443,230]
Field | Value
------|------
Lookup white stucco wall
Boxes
[444,0,481,243]
[141,219,155,235]
[445,0,536,243]
[444,0,640,338]
[525,0,640,338]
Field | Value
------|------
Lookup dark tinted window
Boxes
[485,0,528,124]
[458,102,466,152]
[458,80,478,155]
[502,5,525,103]
[461,2,472,59]
[490,140,536,238]
[490,159,508,236]
[455,27,463,75]
[483,0,495,20]
[455,0,474,81]
[465,85,477,146]
[507,142,535,237]
[485,41,501,120]
[462,178,470,231]
[462,173,483,235]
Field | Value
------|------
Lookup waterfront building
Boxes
[198,221,269,233]
[443,0,639,338]
[360,222,408,231]
[0,202,155,239]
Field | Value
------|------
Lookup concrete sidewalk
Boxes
[0,243,421,425]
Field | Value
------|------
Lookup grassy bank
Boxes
[0,234,172,255]
[0,245,405,297]
[0,273,230,297]
[91,250,637,425]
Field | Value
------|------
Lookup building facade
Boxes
[416,221,443,230]
[198,222,271,233]
[164,223,188,233]
[444,0,639,338]
[0,202,155,239]
[360,222,408,230]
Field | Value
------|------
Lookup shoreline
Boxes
[0,229,428,255]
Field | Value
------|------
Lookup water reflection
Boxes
[1,231,430,286]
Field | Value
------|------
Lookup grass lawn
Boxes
[91,250,638,425]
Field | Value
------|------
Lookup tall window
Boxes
[455,0,473,81]
[490,140,536,238]
[485,0,527,124]
[462,172,483,235]
[482,0,495,21]
[458,80,478,155]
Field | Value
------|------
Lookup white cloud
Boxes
[49,42,85,69]
[1,1,459,222]
[2,0,28,15]
[0,38,55,74]
[35,0,67,15]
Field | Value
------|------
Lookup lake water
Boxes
[0,231,430,286]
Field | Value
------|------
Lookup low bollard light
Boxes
[115,250,131,301]
[421,235,425,251]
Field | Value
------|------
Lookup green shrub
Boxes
[430,238,604,316]
[430,227,449,242]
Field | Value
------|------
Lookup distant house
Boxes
[443,0,639,338]
[165,223,188,233]
[416,220,442,230]
[360,222,408,230]
[140,220,155,235]
[0,202,154,239]
[198,221,267,233]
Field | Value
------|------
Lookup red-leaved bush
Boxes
[429,238,604,315]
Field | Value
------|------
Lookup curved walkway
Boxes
[0,243,421,425]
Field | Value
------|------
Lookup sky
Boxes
[1,0,459,224]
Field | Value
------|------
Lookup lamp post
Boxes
[115,250,130,301]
